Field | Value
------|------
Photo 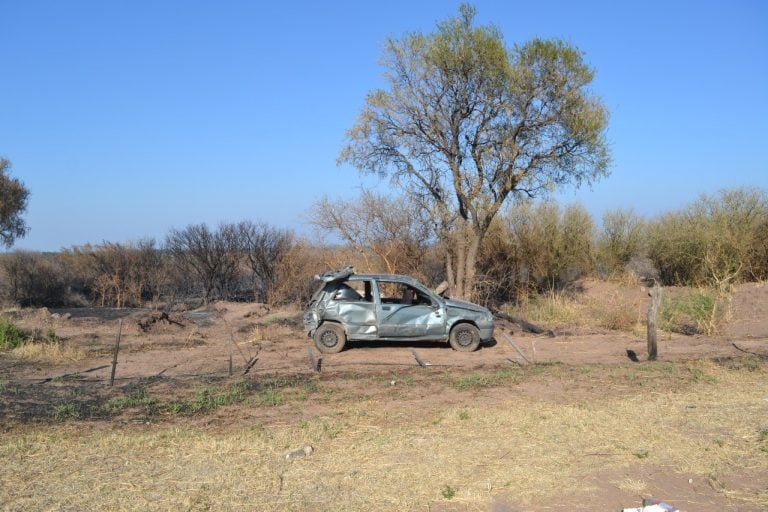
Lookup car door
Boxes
[329,279,378,339]
[375,280,445,339]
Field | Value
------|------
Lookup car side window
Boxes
[377,282,432,306]
[333,280,373,302]
[332,283,362,302]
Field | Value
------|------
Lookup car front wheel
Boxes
[449,323,481,352]
[313,323,347,354]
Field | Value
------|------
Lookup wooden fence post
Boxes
[228,333,234,377]
[647,283,662,361]
[109,319,123,386]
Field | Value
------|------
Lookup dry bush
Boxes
[237,221,294,304]
[648,188,768,289]
[64,239,165,308]
[267,240,329,306]
[478,200,595,304]
[165,223,244,303]
[308,191,433,276]
[0,251,70,307]
[595,208,647,279]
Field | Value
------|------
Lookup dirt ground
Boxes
[3,280,766,383]
[1,280,767,511]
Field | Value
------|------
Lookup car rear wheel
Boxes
[449,323,481,352]
[314,323,346,354]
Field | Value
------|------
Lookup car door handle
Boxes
[382,306,391,311]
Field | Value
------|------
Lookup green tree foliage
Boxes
[0,158,30,247]
[339,4,610,299]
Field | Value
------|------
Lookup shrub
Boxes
[0,251,69,307]
[478,200,595,304]
[0,318,26,349]
[596,208,647,278]
[647,188,768,288]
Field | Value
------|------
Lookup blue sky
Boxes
[2,0,766,251]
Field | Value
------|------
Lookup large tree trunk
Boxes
[445,224,483,300]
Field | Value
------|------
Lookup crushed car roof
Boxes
[314,267,423,286]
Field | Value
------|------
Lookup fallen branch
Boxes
[243,356,259,375]
[492,310,555,337]
[498,332,531,365]
[732,343,768,359]
[137,311,184,332]
[411,349,428,368]
[40,364,110,384]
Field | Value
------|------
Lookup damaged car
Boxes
[303,267,494,353]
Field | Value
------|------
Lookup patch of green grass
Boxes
[105,389,159,414]
[689,367,719,384]
[457,409,469,420]
[660,289,721,335]
[633,449,649,459]
[258,389,284,406]
[758,427,768,443]
[170,384,247,415]
[52,403,81,421]
[0,318,27,349]
[440,484,456,500]
[452,368,521,391]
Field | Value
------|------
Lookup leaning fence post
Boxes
[647,282,662,361]
[110,319,123,386]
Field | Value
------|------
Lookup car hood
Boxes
[443,298,489,314]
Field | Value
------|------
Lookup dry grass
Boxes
[9,340,85,362]
[1,362,766,510]
[508,288,644,333]
[509,290,587,327]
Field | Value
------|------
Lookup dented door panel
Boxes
[335,301,378,339]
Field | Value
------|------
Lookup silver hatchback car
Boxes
[303,268,494,353]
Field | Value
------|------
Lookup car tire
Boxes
[314,323,346,354]
[449,323,481,352]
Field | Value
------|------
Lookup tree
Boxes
[0,158,30,247]
[236,221,295,304]
[309,190,433,277]
[165,223,243,303]
[339,4,610,299]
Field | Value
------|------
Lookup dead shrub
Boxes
[0,251,69,307]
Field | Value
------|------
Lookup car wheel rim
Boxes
[320,331,338,347]
[456,329,473,346]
